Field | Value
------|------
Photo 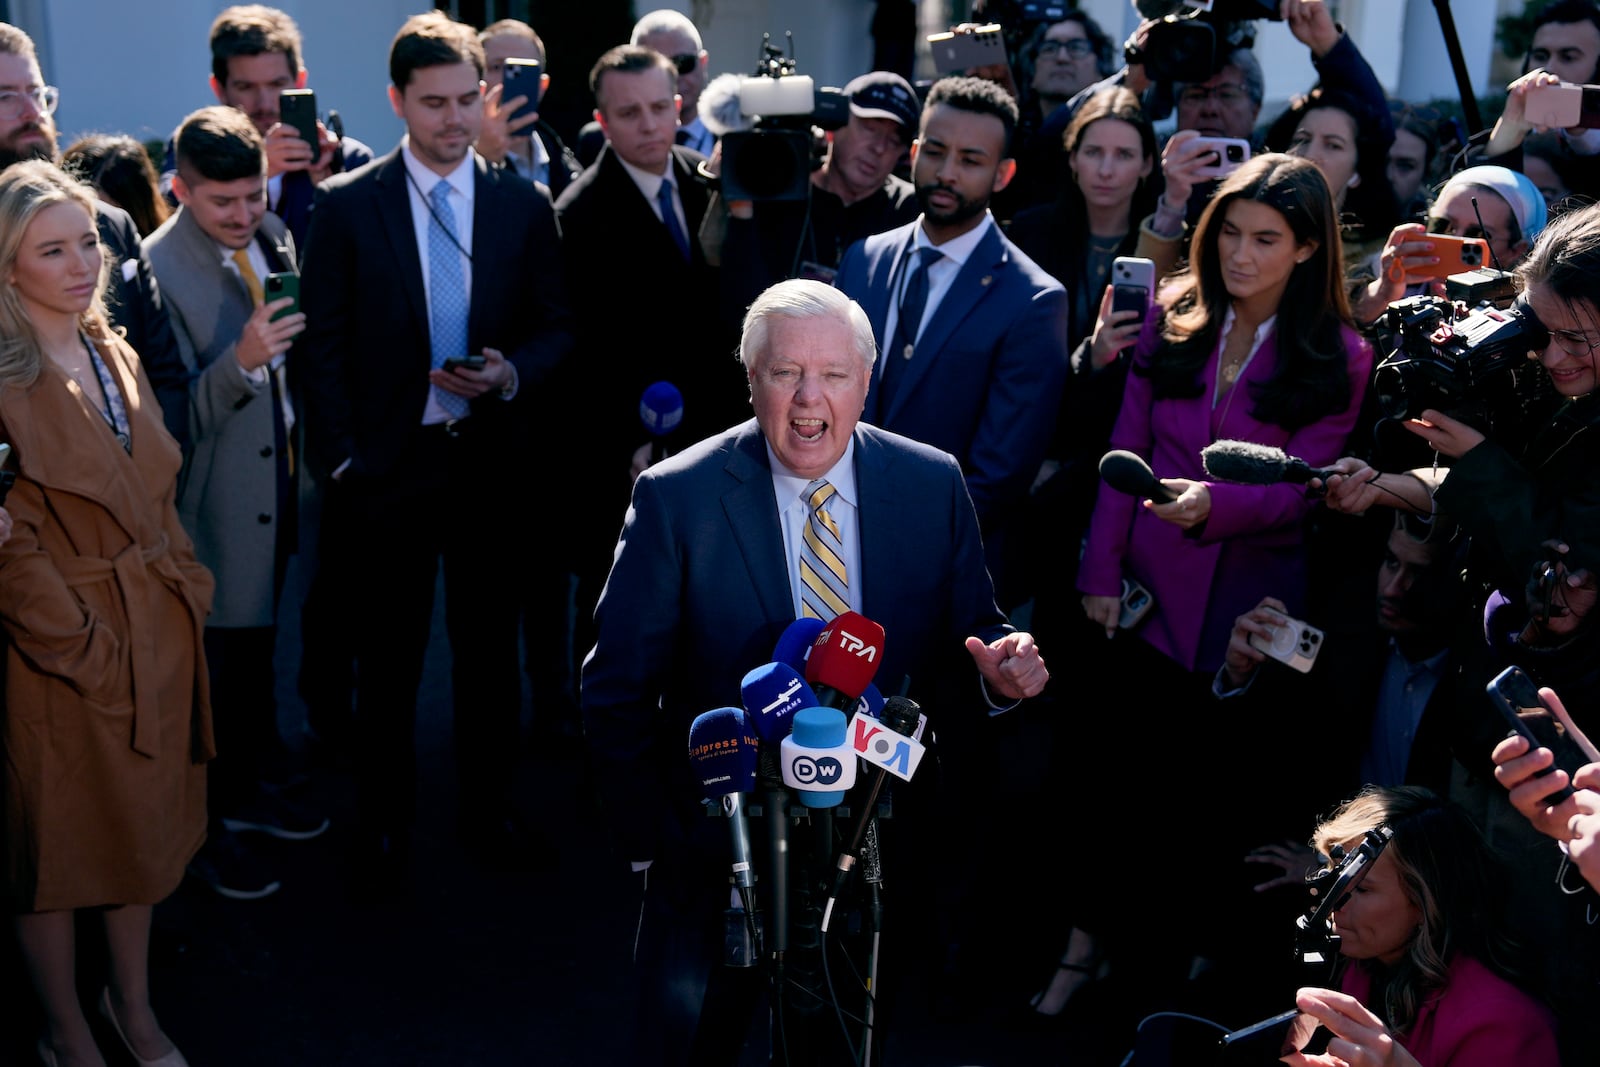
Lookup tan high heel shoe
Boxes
[98,988,190,1067]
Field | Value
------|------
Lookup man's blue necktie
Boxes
[428,179,470,419]
[881,246,944,403]
[657,180,691,262]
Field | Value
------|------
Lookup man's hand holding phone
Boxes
[1491,681,1600,839]
[1222,595,1289,689]
[430,346,513,400]
[236,297,305,373]
[478,81,540,167]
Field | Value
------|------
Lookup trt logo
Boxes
[848,711,925,781]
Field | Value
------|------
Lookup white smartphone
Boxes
[1111,256,1156,322]
[1248,607,1323,674]
[1119,577,1153,629]
[1192,136,1252,180]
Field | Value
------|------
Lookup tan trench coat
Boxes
[0,328,215,912]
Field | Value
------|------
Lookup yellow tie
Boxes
[799,479,849,620]
[232,248,263,307]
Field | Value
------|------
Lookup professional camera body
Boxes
[1371,278,1557,440]
[700,34,850,201]
[1128,0,1280,84]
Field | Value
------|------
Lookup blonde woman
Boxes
[0,159,213,1067]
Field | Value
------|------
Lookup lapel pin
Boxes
[980,275,993,286]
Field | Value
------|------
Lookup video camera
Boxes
[1371,274,1557,439]
[1127,0,1280,86]
[700,33,851,202]
[1294,825,1393,970]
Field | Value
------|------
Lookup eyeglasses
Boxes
[670,53,699,76]
[1547,328,1600,358]
[0,85,57,121]
[1178,84,1250,107]
[1038,39,1094,59]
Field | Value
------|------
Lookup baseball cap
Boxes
[844,71,921,135]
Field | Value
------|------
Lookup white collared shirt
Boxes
[1212,305,1277,407]
[767,440,862,620]
[401,140,478,425]
[881,213,995,369]
[615,152,689,241]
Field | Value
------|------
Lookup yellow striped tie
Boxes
[799,479,849,620]
[232,248,263,307]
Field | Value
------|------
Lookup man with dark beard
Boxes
[0,24,192,450]
[834,76,1067,609]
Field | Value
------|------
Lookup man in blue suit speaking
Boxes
[834,76,1069,610]
[581,279,1049,1065]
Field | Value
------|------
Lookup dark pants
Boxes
[320,420,524,836]
[204,624,283,818]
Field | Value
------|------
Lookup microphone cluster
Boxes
[684,610,928,957]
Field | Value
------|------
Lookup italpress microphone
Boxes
[687,707,760,893]
[771,617,826,673]
[1099,449,1177,503]
[1200,439,1338,486]
[804,611,885,710]
[639,381,684,463]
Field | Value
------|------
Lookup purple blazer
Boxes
[1342,954,1561,1067]
[1078,315,1372,672]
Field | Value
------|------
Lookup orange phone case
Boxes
[1401,234,1492,280]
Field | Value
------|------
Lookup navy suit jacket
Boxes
[297,148,573,480]
[580,419,1011,862]
[835,219,1069,602]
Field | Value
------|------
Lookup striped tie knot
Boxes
[799,478,848,621]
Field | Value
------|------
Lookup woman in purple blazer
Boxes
[1048,155,1373,1020]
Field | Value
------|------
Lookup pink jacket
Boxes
[1078,314,1372,672]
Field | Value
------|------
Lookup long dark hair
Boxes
[1265,88,1401,247]
[1146,153,1355,431]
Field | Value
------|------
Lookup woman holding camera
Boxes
[1064,154,1371,1012]
[0,160,213,1066]
[1285,785,1559,1067]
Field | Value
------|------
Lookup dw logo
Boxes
[789,754,848,785]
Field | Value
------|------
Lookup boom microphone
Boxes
[822,696,923,932]
[804,611,885,710]
[772,617,826,673]
[699,72,755,137]
[639,381,684,463]
[1200,440,1338,486]
[1099,449,1177,503]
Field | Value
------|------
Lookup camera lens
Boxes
[1227,145,1243,162]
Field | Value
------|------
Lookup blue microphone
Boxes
[771,617,826,673]
[855,682,885,720]
[688,707,759,891]
[640,381,684,463]
[780,706,857,807]
[741,662,817,747]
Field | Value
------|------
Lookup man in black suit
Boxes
[581,279,1049,1065]
[298,10,573,881]
[555,44,745,699]
[474,18,581,200]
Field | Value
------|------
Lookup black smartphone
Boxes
[1220,1009,1320,1063]
[1486,665,1582,803]
[1112,283,1148,323]
[263,272,299,321]
[278,88,318,147]
[443,354,487,373]
[501,58,543,128]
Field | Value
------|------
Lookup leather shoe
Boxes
[98,988,189,1067]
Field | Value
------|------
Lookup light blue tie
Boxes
[427,179,470,420]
